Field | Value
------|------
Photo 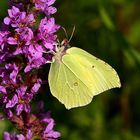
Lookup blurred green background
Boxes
[1,0,140,140]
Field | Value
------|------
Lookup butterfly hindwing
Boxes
[49,60,93,109]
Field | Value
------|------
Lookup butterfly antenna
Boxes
[62,27,68,39]
[68,26,75,43]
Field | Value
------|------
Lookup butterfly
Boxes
[48,44,121,109]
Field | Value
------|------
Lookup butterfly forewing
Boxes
[62,47,121,95]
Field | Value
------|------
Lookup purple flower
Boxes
[24,44,46,72]
[26,129,33,139]
[24,44,45,58]
[24,56,46,72]
[0,31,11,62]
[3,132,25,140]
[16,102,30,116]
[7,27,34,56]
[0,63,19,85]
[41,114,61,139]
[39,17,60,35]
[6,64,19,83]
[0,86,7,94]
[7,37,17,45]
[0,31,9,50]
[15,86,31,115]
[8,27,34,46]
[4,6,25,27]
[6,94,18,108]
[0,31,11,61]
[34,0,57,15]
[38,17,60,50]
[31,78,42,93]
[4,85,32,116]
[0,52,13,63]
[6,109,13,118]
[16,27,33,46]
[1,0,61,139]
[4,6,35,28]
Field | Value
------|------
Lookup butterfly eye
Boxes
[74,82,78,86]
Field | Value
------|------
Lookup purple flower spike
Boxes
[1,0,61,139]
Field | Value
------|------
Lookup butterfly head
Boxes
[52,26,75,62]
[53,39,70,62]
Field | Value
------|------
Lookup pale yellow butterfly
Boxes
[48,46,121,109]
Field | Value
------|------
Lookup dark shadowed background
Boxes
[0,0,140,140]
